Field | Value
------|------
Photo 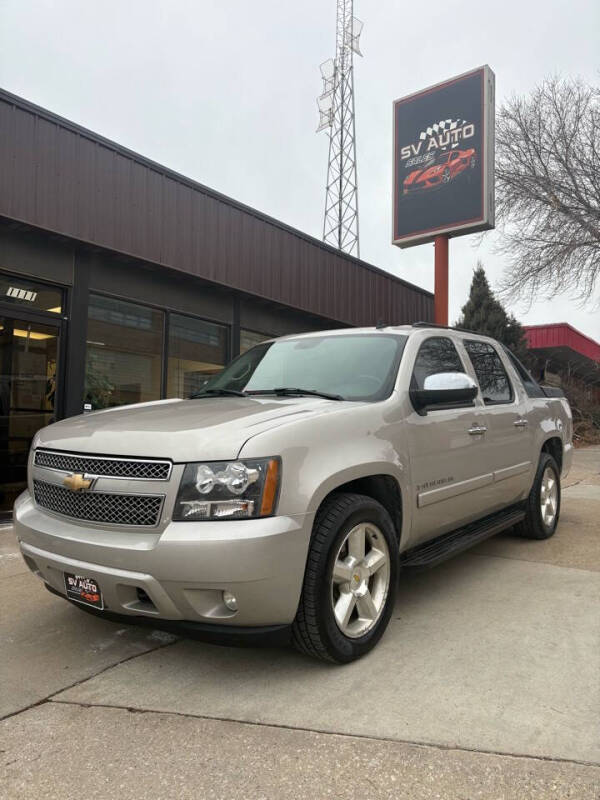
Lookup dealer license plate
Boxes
[64,573,104,610]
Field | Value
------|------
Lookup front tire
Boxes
[515,452,561,540]
[292,493,398,663]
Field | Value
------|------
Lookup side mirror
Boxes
[410,372,478,414]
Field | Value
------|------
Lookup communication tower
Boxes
[317,1,363,257]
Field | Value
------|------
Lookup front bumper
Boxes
[44,583,292,646]
[14,491,313,628]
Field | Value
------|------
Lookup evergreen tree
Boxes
[456,262,530,363]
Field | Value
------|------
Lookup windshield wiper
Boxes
[190,388,248,398]
[246,387,344,401]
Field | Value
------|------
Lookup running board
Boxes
[400,505,525,569]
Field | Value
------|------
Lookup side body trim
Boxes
[417,472,493,508]
[493,461,531,483]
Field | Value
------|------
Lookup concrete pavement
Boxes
[3,704,599,800]
[2,447,599,798]
[49,552,600,762]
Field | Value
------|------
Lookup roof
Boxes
[275,325,414,341]
[0,88,433,327]
[524,323,600,363]
[524,323,600,385]
[275,323,502,345]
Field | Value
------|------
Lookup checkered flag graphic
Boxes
[419,119,466,148]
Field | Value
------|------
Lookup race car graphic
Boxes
[80,590,101,604]
[403,148,476,195]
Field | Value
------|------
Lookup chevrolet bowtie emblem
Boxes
[63,473,93,492]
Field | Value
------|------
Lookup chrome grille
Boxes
[33,480,164,527]
[34,449,171,480]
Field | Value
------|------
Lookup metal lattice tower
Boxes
[317,1,363,257]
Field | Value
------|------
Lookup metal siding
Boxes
[0,103,13,218]
[90,144,112,248]
[161,175,179,268]
[189,188,204,278]
[35,117,59,232]
[0,90,433,326]
[145,167,164,263]
[218,201,235,287]
[12,107,37,222]
[525,324,600,363]
[130,159,148,259]
[56,126,78,234]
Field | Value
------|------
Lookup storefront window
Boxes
[167,313,227,398]
[84,295,163,409]
[0,272,63,314]
[240,329,271,354]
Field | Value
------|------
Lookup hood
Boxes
[36,396,353,462]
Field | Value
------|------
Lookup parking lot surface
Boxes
[2,447,599,799]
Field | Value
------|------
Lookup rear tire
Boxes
[292,493,398,663]
[515,452,561,540]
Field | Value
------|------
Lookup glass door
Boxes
[0,316,61,518]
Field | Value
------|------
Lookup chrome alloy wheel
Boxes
[540,466,558,527]
[330,522,391,639]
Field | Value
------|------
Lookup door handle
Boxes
[514,419,528,428]
[468,425,487,435]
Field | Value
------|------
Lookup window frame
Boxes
[462,338,515,406]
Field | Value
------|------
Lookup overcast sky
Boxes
[1,0,598,339]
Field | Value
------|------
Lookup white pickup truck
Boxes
[15,324,573,662]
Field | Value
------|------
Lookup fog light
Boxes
[223,590,238,612]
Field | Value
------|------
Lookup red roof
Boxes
[524,323,600,363]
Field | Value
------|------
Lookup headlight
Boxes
[173,458,281,521]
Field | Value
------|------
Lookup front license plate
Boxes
[64,573,104,610]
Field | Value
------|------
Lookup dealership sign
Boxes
[392,66,495,248]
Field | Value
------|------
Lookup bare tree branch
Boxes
[494,77,600,304]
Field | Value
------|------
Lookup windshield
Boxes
[200,334,407,402]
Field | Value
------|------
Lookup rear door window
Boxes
[463,340,513,405]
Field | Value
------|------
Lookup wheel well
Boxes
[542,437,563,473]
[318,475,402,543]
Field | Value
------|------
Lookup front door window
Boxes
[0,317,59,516]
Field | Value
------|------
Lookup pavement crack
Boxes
[46,698,600,770]
[0,636,177,723]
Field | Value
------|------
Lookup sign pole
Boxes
[434,235,449,325]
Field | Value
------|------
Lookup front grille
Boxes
[33,480,164,527]
[34,449,171,480]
